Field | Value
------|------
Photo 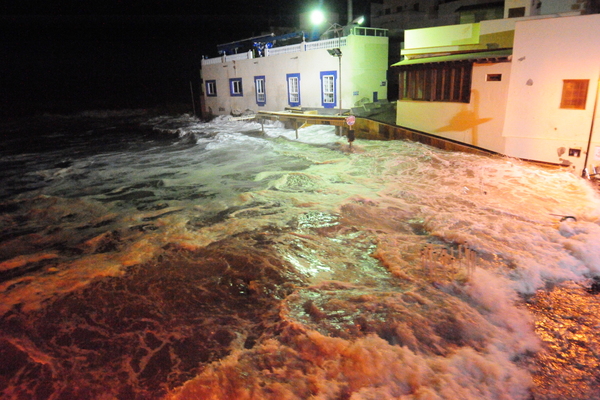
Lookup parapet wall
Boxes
[353,118,494,157]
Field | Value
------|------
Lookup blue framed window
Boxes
[254,76,266,106]
[286,73,301,107]
[320,71,337,108]
[205,80,217,97]
[229,78,243,97]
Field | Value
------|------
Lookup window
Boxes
[287,73,301,106]
[320,71,337,108]
[399,63,472,103]
[229,78,243,97]
[205,80,217,97]
[508,7,525,18]
[560,80,589,109]
[254,76,266,106]
[486,74,502,82]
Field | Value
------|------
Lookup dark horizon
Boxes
[1,0,372,118]
[0,3,294,117]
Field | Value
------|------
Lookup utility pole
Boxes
[347,0,352,24]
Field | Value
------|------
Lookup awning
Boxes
[392,49,512,67]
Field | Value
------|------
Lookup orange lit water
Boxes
[1,113,599,399]
[526,282,600,400]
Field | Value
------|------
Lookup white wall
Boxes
[202,50,337,115]
[503,14,600,171]
[396,61,511,153]
[202,34,388,116]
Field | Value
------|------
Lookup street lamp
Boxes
[310,9,325,26]
[312,9,364,118]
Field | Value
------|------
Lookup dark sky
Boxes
[2,0,371,117]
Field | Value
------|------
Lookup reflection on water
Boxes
[0,112,599,399]
[527,281,600,400]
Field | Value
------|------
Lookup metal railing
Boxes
[351,27,388,37]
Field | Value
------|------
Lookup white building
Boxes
[200,27,389,116]
[394,11,600,174]
[370,0,599,99]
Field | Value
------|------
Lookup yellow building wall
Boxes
[402,20,517,57]
[396,62,511,154]
[345,34,389,106]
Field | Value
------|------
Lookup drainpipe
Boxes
[582,78,600,178]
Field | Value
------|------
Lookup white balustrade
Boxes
[265,43,304,56]
[202,29,388,65]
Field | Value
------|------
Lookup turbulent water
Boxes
[1,110,599,400]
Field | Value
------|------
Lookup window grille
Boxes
[322,75,335,104]
[206,80,217,97]
[229,78,243,96]
[560,80,589,110]
[255,76,266,105]
[287,74,300,105]
[399,63,472,103]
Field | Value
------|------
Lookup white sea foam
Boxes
[3,115,600,399]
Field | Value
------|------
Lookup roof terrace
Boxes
[201,27,388,66]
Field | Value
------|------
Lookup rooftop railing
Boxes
[265,43,305,56]
[201,28,387,66]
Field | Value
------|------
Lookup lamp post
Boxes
[312,10,343,116]
[327,48,342,116]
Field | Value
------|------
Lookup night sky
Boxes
[1,0,369,117]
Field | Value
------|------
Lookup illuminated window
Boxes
[229,78,243,97]
[560,80,589,109]
[287,73,300,106]
[254,76,266,106]
[205,80,217,97]
[320,71,337,107]
[399,63,472,103]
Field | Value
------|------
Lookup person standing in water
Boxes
[345,115,356,150]
[347,129,355,149]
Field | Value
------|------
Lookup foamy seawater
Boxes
[1,111,599,399]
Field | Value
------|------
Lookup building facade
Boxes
[200,27,389,117]
[370,0,599,99]
[394,12,600,174]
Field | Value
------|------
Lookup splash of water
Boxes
[1,113,599,399]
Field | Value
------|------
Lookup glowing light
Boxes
[353,16,365,25]
[310,10,325,25]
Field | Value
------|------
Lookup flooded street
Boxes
[0,111,599,399]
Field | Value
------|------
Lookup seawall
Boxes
[353,117,494,157]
